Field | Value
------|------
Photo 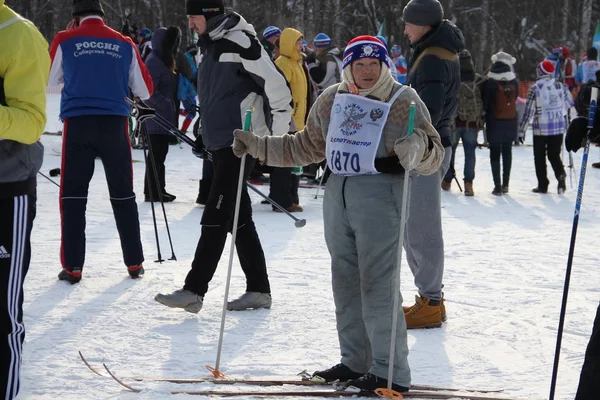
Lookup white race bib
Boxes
[539,80,565,126]
[325,88,406,176]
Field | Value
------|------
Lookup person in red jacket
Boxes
[48,0,153,284]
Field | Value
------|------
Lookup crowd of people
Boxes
[1,0,600,398]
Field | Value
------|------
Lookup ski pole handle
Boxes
[243,109,252,131]
[588,87,598,131]
[407,101,416,136]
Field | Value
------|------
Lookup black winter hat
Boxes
[72,0,105,17]
[186,0,225,19]
[459,49,474,72]
[402,0,443,27]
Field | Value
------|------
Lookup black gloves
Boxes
[566,117,600,152]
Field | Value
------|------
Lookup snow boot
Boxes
[404,295,443,329]
[312,363,363,383]
[127,264,144,279]
[492,186,502,196]
[345,373,409,393]
[155,289,204,314]
[441,179,451,191]
[532,186,548,194]
[464,181,474,196]
[58,268,82,284]
[227,292,272,311]
[273,203,303,213]
[502,183,509,194]
[558,174,566,194]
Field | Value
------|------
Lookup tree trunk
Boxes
[579,0,593,52]
[479,0,490,72]
[561,0,569,42]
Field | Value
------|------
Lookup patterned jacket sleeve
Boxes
[519,86,537,134]
[239,35,292,136]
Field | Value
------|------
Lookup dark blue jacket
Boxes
[406,21,464,147]
[145,27,180,135]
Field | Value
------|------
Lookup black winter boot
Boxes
[312,363,363,383]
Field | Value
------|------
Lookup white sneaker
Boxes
[155,289,203,314]
[227,292,272,311]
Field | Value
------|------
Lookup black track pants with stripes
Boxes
[0,193,35,400]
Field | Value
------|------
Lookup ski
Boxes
[248,180,324,190]
[167,391,526,399]
[82,353,503,395]
[103,362,516,399]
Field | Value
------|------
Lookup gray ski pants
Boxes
[323,173,411,387]
[404,149,452,301]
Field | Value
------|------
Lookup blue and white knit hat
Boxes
[262,26,281,40]
[313,33,332,48]
[342,35,390,69]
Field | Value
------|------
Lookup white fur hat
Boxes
[491,51,516,65]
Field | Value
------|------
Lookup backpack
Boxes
[494,80,517,119]
[457,79,483,126]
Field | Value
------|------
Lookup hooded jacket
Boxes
[406,20,464,147]
[144,26,181,135]
[275,28,308,130]
[0,1,49,196]
[196,12,292,150]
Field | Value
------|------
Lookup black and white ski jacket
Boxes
[196,12,292,151]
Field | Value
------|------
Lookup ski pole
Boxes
[140,120,177,261]
[314,165,328,199]
[384,101,416,398]
[548,84,598,400]
[127,98,306,228]
[38,171,60,188]
[209,109,253,379]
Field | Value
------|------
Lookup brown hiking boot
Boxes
[441,180,451,191]
[464,181,474,196]
[404,295,443,329]
[274,203,303,213]
[404,296,447,321]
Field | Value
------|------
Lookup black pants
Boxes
[61,115,144,271]
[489,141,513,187]
[184,148,270,296]
[269,167,299,209]
[144,134,171,197]
[576,302,600,399]
[198,158,214,203]
[0,192,35,400]
[533,135,565,190]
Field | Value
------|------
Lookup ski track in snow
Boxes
[17,95,600,399]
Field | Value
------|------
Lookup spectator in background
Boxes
[390,45,408,84]
[0,2,49,398]
[442,49,483,196]
[271,27,306,213]
[481,51,518,196]
[262,25,281,60]
[306,33,343,94]
[143,26,181,202]
[137,28,153,61]
[576,47,600,86]
[519,60,573,194]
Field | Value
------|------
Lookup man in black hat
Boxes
[155,0,293,313]
[401,0,464,329]
[48,0,154,284]
[0,3,49,399]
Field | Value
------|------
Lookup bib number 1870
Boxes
[330,150,360,173]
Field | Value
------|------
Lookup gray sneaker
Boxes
[155,289,203,314]
[227,292,272,311]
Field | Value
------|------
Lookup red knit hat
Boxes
[537,60,555,76]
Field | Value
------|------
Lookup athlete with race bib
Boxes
[232,35,444,394]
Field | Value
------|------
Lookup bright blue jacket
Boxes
[48,16,153,119]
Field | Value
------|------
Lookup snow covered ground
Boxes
[16,94,600,399]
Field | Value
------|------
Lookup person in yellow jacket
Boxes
[275,28,308,129]
[0,1,49,398]
[269,28,308,213]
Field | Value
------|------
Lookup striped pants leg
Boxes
[0,193,35,400]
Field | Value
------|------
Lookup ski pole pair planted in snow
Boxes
[126,98,306,228]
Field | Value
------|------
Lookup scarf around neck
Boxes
[338,64,396,101]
